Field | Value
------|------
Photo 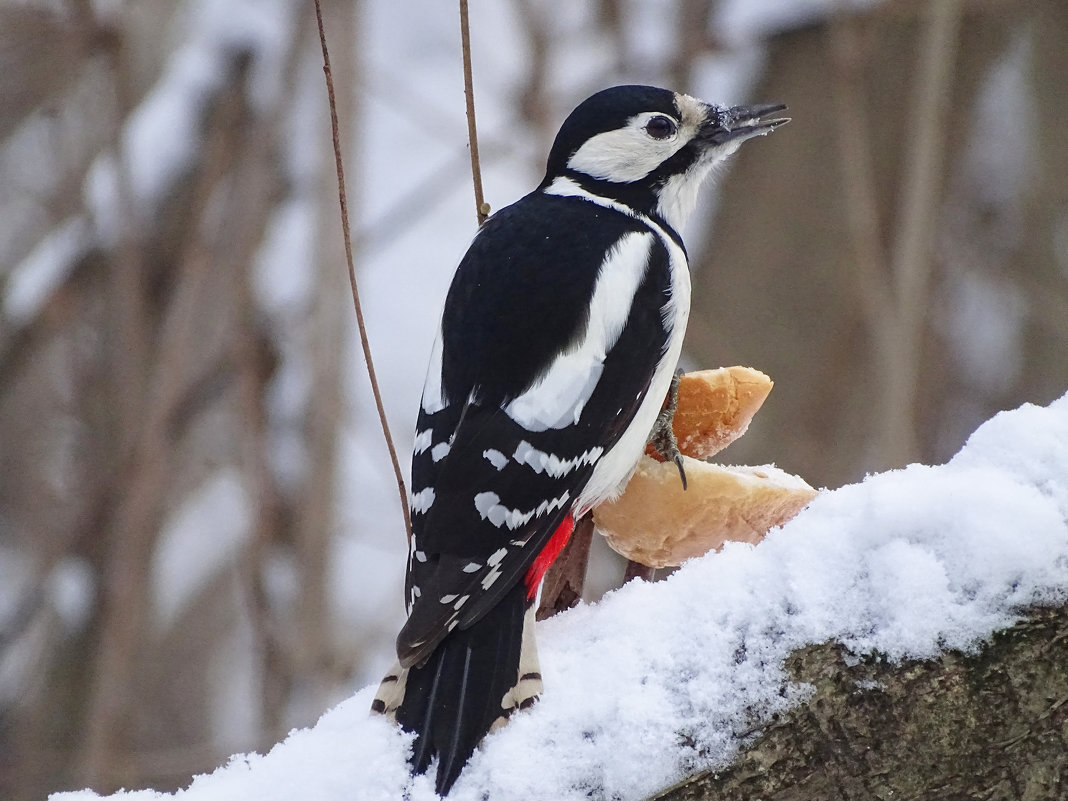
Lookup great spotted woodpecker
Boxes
[372,85,787,795]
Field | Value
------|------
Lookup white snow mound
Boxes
[53,392,1068,801]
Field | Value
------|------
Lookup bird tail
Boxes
[372,582,542,795]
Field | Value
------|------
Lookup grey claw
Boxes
[673,453,687,491]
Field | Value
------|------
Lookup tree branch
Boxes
[651,603,1068,801]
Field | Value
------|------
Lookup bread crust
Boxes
[594,456,817,567]
[645,366,773,461]
[598,366,817,568]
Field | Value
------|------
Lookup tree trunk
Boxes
[651,604,1068,801]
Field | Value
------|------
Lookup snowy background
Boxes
[1,0,1066,798]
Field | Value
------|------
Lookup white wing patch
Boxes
[542,176,693,515]
[513,440,603,478]
[431,442,451,462]
[473,490,571,531]
[504,231,653,432]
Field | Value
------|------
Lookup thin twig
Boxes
[314,0,413,545]
[459,0,488,225]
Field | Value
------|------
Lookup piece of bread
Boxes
[646,366,773,461]
[594,456,817,568]
[597,365,816,568]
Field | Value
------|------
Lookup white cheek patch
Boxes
[504,231,653,432]
[567,112,687,183]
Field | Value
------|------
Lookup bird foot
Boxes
[647,370,687,490]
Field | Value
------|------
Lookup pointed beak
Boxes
[701,103,790,146]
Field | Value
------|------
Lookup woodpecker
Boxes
[372,85,787,795]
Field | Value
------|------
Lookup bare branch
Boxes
[313,0,413,545]
[459,0,489,225]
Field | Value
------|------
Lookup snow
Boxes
[52,392,1068,800]
[2,216,90,326]
[86,0,297,243]
[151,468,251,630]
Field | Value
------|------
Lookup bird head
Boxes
[540,85,789,234]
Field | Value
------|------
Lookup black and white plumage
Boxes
[372,85,788,795]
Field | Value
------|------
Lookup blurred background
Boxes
[1,0,1065,798]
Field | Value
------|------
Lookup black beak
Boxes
[703,103,790,146]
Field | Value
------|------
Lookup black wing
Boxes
[399,192,673,667]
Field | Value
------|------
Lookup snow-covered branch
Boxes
[52,392,1068,801]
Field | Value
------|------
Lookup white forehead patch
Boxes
[674,93,711,131]
[566,93,708,183]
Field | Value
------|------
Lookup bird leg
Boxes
[647,370,687,490]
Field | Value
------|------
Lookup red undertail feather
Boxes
[524,512,575,599]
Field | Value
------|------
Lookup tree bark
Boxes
[651,603,1068,801]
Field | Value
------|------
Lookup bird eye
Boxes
[645,115,677,140]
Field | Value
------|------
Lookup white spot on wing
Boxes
[512,440,603,478]
[474,492,500,521]
[504,232,653,432]
[414,429,433,455]
[483,448,509,471]
[472,491,571,531]
[482,565,504,590]
[463,561,481,573]
[431,442,451,462]
[411,489,435,515]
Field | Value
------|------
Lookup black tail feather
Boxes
[395,582,527,795]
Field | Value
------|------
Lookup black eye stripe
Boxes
[645,115,677,140]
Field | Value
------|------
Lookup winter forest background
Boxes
[1,0,1066,798]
